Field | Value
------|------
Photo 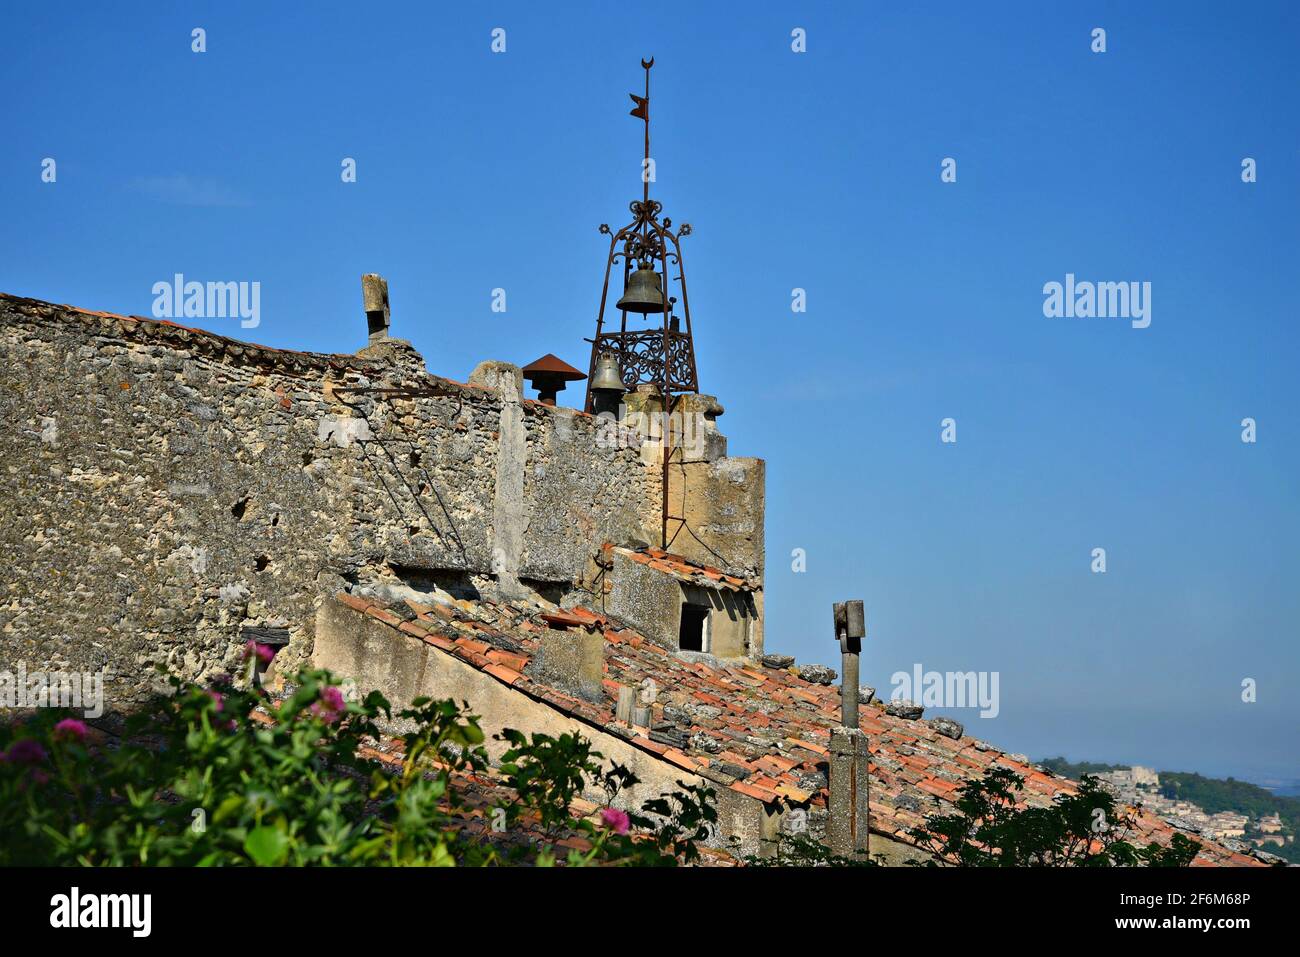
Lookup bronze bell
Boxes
[590,352,625,392]
[616,263,668,314]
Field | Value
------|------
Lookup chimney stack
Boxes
[527,618,604,702]
[836,600,865,727]
[362,273,390,343]
[827,599,870,859]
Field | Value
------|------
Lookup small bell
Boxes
[590,353,625,392]
[616,263,668,314]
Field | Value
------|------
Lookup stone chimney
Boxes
[362,273,390,343]
[355,275,429,379]
[827,600,870,858]
[525,613,604,702]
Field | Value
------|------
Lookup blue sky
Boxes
[3,1,1297,782]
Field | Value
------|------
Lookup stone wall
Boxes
[0,296,663,710]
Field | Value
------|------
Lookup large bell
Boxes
[590,352,625,392]
[616,264,668,314]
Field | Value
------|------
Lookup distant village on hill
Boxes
[1040,757,1297,864]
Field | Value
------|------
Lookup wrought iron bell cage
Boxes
[583,59,700,413]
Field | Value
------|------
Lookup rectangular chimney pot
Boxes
[362,273,390,342]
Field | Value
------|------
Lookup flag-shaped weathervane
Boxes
[630,57,653,201]
[629,56,653,121]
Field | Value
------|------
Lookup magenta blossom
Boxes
[2,739,48,766]
[599,807,631,836]
[53,718,88,741]
[309,686,347,723]
[245,640,276,665]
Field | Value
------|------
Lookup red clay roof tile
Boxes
[336,592,373,613]
[366,606,403,628]
[540,610,589,630]
[423,633,456,652]
[484,663,524,686]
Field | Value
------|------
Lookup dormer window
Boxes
[604,544,759,660]
[678,602,710,652]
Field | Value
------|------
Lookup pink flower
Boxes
[53,719,88,741]
[2,739,47,765]
[205,690,225,713]
[309,686,347,723]
[599,807,631,836]
[245,640,276,665]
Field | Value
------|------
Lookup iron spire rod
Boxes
[642,57,651,205]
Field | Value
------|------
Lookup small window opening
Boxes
[679,603,709,652]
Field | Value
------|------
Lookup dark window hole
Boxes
[679,603,709,652]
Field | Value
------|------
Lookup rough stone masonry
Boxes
[0,293,764,713]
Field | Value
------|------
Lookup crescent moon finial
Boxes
[641,57,654,69]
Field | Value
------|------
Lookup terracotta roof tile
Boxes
[786,737,829,755]
[423,633,456,652]
[608,544,760,592]
[663,748,702,772]
[453,637,492,657]
[540,609,591,630]
[486,649,529,672]
[399,620,429,638]
[365,606,404,628]
[732,781,780,803]
[567,606,605,626]
[336,593,374,614]
[484,663,524,686]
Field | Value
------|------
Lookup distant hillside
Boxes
[1159,772,1298,823]
[1038,756,1128,778]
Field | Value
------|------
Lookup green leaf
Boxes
[244,825,289,866]
[212,795,245,824]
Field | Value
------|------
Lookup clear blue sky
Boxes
[3,1,1297,783]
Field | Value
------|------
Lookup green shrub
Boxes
[0,659,715,867]
[908,766,1202,867]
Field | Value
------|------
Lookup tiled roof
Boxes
[608,544,759,592]
[333,590,1265,867]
